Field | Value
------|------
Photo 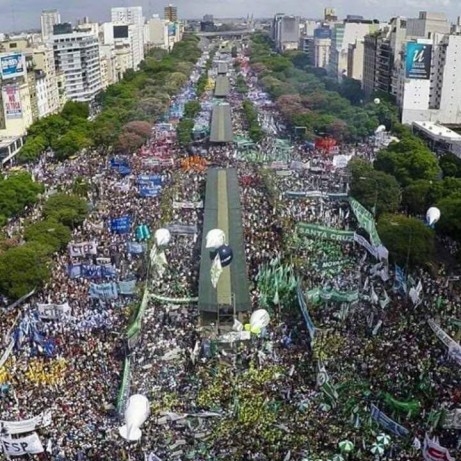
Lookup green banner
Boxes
[297,223,355,242]
[126,289,150,339]
[116,357,131,415]
[150,293,198,303]
[349,197,382,247]
[383,392,421,417]
[306,287,359,304]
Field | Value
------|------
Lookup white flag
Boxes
[210,254,222,289]
[371,285,379,304]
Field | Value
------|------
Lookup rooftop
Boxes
[413,121,461,143]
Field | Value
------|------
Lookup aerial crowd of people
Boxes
[0,41,459,461]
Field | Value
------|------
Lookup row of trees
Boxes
[18,35,203,162]
[242,100,263,143]
[0,193,89,298]
[249,33,398,142]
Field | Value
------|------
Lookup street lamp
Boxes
[359,176,379,216]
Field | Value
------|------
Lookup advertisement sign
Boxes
[405,42,432,80]
[0,53,25,80]
[2,84,22,119]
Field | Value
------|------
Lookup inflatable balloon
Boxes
[426,207,441,226]
[375,125,386,134]
[374,98,381,105]
[154,228,171,246]
[217,245,233,267]
[206,229,225,249]
[250,309,270,330]
[119,394,150,441]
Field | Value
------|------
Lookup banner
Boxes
[68,264,81,279]
[137,175,163,186]
[297,285,315,340]
[370,404,409,437]
[1,433,44,456]
[406,43,432,80]
[443,409,461,429]
[423,434,454,461]
[0,340,14,368]
[150,293,198,303]
[139,185,162,197]
[68,242,97,257]
[0,411,51,435]
[89,282,118,300]
[354,233,379,259]
[111,216,131,234]
[37,302,71,320]
[297,223,355,242]
[383,392,421,416]
[173,201,204,209]
[349,197,382,247]
[118,280,137,295]
[428,319,461,365]
[127,242,146,254]
[2,84,22,119]
[0,53,25,80]
[167,224,197,235]
[306,287,359,304]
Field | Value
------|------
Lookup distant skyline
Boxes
[0,0,459,32]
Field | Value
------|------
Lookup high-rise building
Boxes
[406,11,450,39]
[324,7,338,22]
[313,27,332,69]
[164,4,178,22]
[41,9,61,41]
[111,6,144,26]
[109,7,145,71]
[273,14,300,51]
[52,30,102,102]
[347,39,365,80]
[329,17,379,80]
[144,15,169,49]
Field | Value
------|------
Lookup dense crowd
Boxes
[0,45,459,461]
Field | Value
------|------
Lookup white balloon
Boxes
[119,394,150,441]
[206,229,225,249]
[375,124,386,134]
[249,309,271,330]
[154,228,171,246]
[374,98,381,104]
[426,207,441,225]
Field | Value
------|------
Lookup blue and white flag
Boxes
[111,216,131,234]
[68,264,82,279]
[393,265,407,294]
[127,242,146,254]
[370,404,409,437]
[137,175,163,186]
[118,280,137,295]
[81,265,102,279]
[89,282,118,299]
[139,185,161,197]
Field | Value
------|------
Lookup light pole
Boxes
[359,176,379,216]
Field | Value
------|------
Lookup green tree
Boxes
[183,100,201,119]
[349,159,401,215]
[374,139,441,186]
[436,195,461,240]
[377,213,435,267]
[24,219,72,253]
[61,100,90,121]
[54,130,92,160]
[43,193,88,228]
[0,242,52,298]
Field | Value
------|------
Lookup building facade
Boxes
[53,31,103,102]
[273,14,300,51]
[41,9,61,41]
[164,5,178,22]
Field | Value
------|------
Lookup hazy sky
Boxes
[0,0,459,32]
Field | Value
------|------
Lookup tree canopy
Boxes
[377,213,435,268]
[43,193,89,228]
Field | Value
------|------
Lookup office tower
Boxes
[41,9,61,41]
[164,4,178,22]
[111,6,144,26]
[272,14,300,51]
[324,7,338,22]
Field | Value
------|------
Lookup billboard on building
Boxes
[168,23,176,36]
[405,42,432,80]
[113,25,129,39]
[2,84,22,119]
[0,53,26,80]
[314,27,331,39]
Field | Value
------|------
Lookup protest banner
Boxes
[37,303,71,320]
[297,223,355,242]
[1,433,44,455]
[68,242,97,257]
[0,411,52,435]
